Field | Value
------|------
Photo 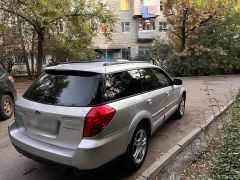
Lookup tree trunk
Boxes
[21,40,31,78]
[30,32,35,77]
[181,9,187,52]
[181,33,186,51]
[36,31,44,77]
[17,20,31,78]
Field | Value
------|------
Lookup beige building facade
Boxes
[92,0,168,61]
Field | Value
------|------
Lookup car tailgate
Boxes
[14,97,91,149]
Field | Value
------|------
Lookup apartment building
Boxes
[93,0,168,61]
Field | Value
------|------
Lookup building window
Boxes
[100,0,108,9]
[140,0,144,6]
[120,0,129,10]
[15,56,25,65]
[101,23,111,33]
[160,0,164,11]
[139,46,151,55]
[89,19,98,32]
[121,22,130,32]
[159,22,167,31]
[122,48,131,60]
[138,18,155,30]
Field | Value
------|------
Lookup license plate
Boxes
[25,114,60,135]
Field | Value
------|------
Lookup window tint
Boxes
[23,71,103,107]
[152,68,172,88]
[139,68,161,92]
[104,70,142,102]
[0,64,6,77]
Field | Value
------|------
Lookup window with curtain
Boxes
[120,0,129,10]
[101,23,111,33]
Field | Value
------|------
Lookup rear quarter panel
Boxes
[100,93,152,153]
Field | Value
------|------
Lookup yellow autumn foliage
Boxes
[164,0,240,51]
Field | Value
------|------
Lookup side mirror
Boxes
[173,78,183,85]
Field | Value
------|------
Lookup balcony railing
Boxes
[137,30,156,40]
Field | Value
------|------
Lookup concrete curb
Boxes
[137,99,234,180]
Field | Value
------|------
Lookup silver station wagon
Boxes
[9,60,186,172]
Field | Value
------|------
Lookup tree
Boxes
[44,14,99,65]
[189,1,240,74]
[165,1,240,76]
[0,14,21,74]
[164,0,220,52]
[0,0,115,76]
[150,39,173,67]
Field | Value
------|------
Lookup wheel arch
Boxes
[125,111,153,151]
[4,91,15,102]
[182,90,186,100]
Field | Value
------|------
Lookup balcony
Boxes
[137,30,156,41]
[133,0,160,17]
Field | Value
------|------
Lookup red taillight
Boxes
[8,76,14,83]
[83,105,116,137]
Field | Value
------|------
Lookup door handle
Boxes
[146,99,152,104]
[166,92,170,96]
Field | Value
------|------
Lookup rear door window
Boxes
[104,69,142,102]
[23,71,104,107]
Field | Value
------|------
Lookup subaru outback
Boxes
[9,61,186,172]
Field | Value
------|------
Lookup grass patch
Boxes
[181,93,240,179]
[210,95,240,179]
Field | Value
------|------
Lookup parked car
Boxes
[0,64,17,120]
[9,60,186,172]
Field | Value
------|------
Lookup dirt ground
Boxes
[158,108,233,180]
[0,75,240,180]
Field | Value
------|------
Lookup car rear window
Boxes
[0,64,6,77]
[23,70,104,107]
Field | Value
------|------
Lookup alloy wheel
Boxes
[133,129,147,164]
[3,99,12,117]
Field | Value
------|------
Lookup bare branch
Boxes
[199,11,217,26]
[0,6,38,31]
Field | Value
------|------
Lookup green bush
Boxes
[165,50,240,77]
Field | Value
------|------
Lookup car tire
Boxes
[173,95,186,119]
[0,94,14,121]
[124,122,149,172]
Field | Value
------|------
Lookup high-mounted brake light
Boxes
[83,105,116,137]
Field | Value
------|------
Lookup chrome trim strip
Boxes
[152,99,178,118]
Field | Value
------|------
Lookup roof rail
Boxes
[58,60,150,66]
[59,60,103,64]
[103,61,150,66]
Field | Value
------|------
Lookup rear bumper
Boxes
[9,121,128,170]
